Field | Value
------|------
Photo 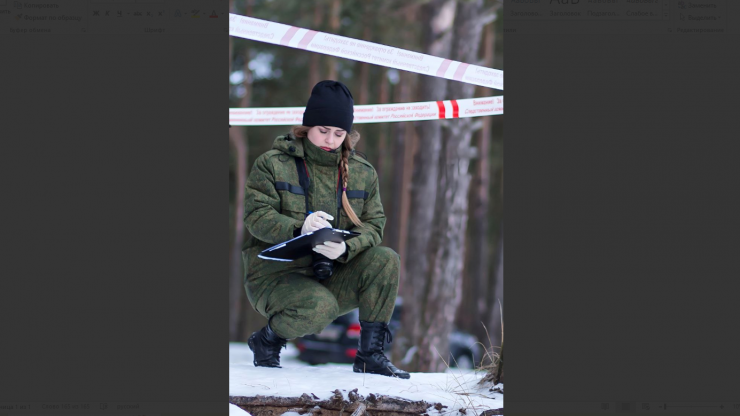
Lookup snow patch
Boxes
[229,403,251,415]
[229,342,503,414]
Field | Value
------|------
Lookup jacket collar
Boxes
[303,136,342,167]
[271,133,305,158]
[272,133,342,166]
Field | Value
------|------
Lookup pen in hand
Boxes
[308,211,334,222]
[303,211,334,235]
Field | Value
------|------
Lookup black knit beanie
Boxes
[302,80,354,133]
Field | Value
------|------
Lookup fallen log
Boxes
[229,388,503,416]
[229,389,430,416]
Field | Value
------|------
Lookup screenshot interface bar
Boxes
[1,0,226,34]
[505,0,736,34]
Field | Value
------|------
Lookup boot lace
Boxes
[370,324,393,363]
[272,339,288,355]
[261,328,288,362]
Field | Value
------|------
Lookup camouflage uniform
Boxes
[242,133,400,340]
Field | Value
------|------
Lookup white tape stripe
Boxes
[279,26,299,46]
[287,28,306,48]
[443,101,453,119]
[453,63,470,81]
[229,13,503,91]
[443,61,457,79]
[229,96,503,126]
[436,59,452,77]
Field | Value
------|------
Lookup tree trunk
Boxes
[229,0,233,95]
[357,33,370,106]
[229,0,259,342]
[309,2,323,88]
[489,225,503,351]
[228,0,239,342]
[386,6,418,277]
[354,5,372,156]
[229,131,247,342]
[458,19,495,346]
[376,68,389,184]
[326,0,341,81]
[421,0,489,370]
[395,0,457,373]
[398,0,490,373]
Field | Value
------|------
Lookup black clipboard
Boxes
[258,228,361,261]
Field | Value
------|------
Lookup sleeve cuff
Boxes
[335,238,355,263]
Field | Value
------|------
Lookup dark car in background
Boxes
[294,297,483,368]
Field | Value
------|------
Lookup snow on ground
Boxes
[229,403,251,415]
[229,342,503,415]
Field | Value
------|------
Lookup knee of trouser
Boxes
[370,246,400,272]
[304,293,339,333]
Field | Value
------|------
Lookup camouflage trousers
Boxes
[254,246,400,340]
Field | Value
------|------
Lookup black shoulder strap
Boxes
[294,157,310,217]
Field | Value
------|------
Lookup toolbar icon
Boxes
[677,1,686,9]
[14,1,21,9]
[191,9,199,18]
[174,9,181,17]
[619,402,634,412]
[209,10,218,18]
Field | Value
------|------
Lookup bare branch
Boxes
[470,120,484,132]
[476,10,497,27]
[476,3,502,27]
[350,402,367,416]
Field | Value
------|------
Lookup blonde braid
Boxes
[341,140,364,228]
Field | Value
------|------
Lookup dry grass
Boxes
[426,302,505,416]
[477,302,503,386]
[432,346,480,415]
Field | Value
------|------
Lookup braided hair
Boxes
[340,133,363,228]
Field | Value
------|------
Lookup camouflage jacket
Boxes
[242,133,386,310]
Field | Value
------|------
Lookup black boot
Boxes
[353,321,410,379]
[248,322,288,368]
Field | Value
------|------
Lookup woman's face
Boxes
[307,125,347,152]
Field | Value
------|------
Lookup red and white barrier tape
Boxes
[229,14,503,91]
[229,96,503,126]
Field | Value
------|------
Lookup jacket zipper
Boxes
[337,165,342,226]
[304,158,341,228]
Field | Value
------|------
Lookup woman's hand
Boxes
[313,241,346,260]
[301,211,334,235]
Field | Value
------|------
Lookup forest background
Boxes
[229,0,503,373]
